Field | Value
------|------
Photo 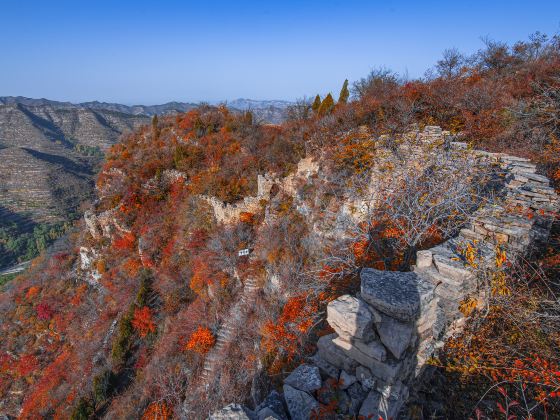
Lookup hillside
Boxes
[0,33,559,420]
[0,98,290,271]
[0,101,150,270]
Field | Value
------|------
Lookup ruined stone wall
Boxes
[210,128,559,420]
[203,157,319,225]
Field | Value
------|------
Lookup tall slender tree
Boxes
[338,79,350,104]
[152,115,160,140]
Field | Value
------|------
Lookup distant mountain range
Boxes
[0,96,292,270]
[0,96,292,118]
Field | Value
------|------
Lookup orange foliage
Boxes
[142,401,173,420]
[132,306,156,337]
[123,258,142,277]
[189,258,212,295]
[20,349,71,417]
[262,294,317,368]
[239,211,255,224]
[25,286,40,301]
[185,326,215,354]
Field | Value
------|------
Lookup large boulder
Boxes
[326,295,377,342]
[284,364,322,392]
[360,269,421,322]
[283,385,319,420]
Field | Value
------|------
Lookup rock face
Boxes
[376,312,415,360]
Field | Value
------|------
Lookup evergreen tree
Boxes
[317,93,335,116]
[311,94,321,113]
[338,79,350,104]
[152,115,160,140]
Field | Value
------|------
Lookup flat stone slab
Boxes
[333,336,387,366]
[308,353,340,379]
[284,364,322,392]
[317,334,359,373]
[327,295,377,341]
[360,268,421,321]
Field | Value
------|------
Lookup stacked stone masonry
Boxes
[209,127,559,419]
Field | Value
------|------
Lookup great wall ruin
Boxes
[78,126,560,419]
[208,127,560,420]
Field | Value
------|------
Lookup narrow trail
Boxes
[199,277,259,386]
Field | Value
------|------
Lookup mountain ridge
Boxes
[0,96,293,117]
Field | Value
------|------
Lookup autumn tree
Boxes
[132,306,156,338]
[317,93,335,116]
[435,48,465,78]
[185,326,215,354]
[311,94,321,113]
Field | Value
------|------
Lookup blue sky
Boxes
[1,0,559,104]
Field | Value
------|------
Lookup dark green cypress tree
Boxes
[311,94,321,113]
[152,115,160,140]
[317,93,335,116]
[338,79,350,104]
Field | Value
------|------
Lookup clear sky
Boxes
[1,0,559,105]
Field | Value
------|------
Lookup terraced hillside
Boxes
[0,101,150,270]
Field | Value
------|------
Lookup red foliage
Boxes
[15,354,38,377]
[142,401,173,420]
[113,232,136,251]
[20,350,71,417]
[36,302,54,320]
[132,306,157,338]
[185,326,215,354]
[186,229,208,250]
